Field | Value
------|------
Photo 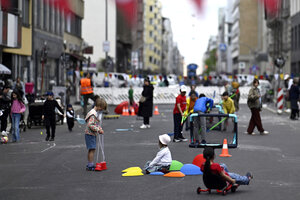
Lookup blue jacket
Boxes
[194,97,214,113]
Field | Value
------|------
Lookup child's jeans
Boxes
[220,163,250,185]
[12,113,21,142]
[144,161,170,173]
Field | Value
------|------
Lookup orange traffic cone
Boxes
[130,106,136,116]
[219,139,232,157]
[124,106,130,116]
[154,106,160,115]
[122,106,126,116]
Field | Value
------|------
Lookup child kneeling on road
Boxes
[144,134,172,174]
[201,147,253,186]
[85,98,107,171]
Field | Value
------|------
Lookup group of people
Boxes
[0,80,27,143]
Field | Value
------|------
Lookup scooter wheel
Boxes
[196,187,201,194]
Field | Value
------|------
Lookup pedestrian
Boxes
[138,77,154,129]
[128,85,134,106]
[66,104,75,132]
[144,134,172,174]
[84,98,106,171]
[80,73,94,116]
[231,80,240,111]
[189,85,199,97]
[0,85,11,136]
[289,78,300,120]
[246,79,269,135]
[201,147,253,186]
[183,90,198,131]
[172,85,188,142]
[193,94,214,145]
[13,77,25,98]
[220,91,235,131]
[42,92,64,141]
[10,90,26,142]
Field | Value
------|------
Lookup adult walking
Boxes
[0,85,11,136]
[80,73,94,116]
[138,77,154,129]
[246,79,269,135]
[289,78,300,120]
[10,90,26,142]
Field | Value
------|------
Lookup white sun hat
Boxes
[180,85,187,92]
[159,134,171,145]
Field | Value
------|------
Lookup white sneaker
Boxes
[1,131,8,137]
[146,125,151,128]
[260,131,269,135]
[245,131,255,135]
[140,124,147,129]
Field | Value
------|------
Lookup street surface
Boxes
[0,104,300,200]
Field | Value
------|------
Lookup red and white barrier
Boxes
[277,88,283,114]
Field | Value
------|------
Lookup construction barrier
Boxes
[92,86,251,105]
[277,88,284,114]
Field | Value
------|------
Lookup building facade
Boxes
[290,0,300,75]
[161,17,173,75]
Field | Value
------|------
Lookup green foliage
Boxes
[204,48,217,75]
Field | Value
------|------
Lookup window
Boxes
[298,25,300,50]
[149,6,153,12]
[149,56,153,63]
[149,31,153,37]
[154,47,156,53]
[49,4,53,32]
[153,58,156,65]
[149,18,153,25]
[43,0,48,30]
[292,27,295,50]
[22,0,30,26]
[37,0,41,27]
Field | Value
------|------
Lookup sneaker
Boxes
[179,137,188,142]
[246,172,253,185]
[1,131,8,137]
[173,138,181,143]
[146,125,151,128]
[140,124,147,129]
[45,137,49,141]
[245,131,255,135]
[86,165,95,171]
[49,138,55,141]
[260,131,269,135]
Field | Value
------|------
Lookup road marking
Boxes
[41,143,56,153]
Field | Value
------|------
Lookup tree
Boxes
[204,48,217,75]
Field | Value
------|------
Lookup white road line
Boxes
[41,143,56,153]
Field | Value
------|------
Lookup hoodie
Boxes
[85,109,102,136]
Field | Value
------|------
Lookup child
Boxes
[144,134,172,174]
[184,90,198,131]
[66,104,75,132]
[11,90,26,142]
[193,94,214,145]
[128,85,134,106]
[173,85,188,142]
[85,98,107,171]
[220,91,235,131]
[42,92,64,141]
[201,147,253,185]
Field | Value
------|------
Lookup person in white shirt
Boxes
[144,134,172,174]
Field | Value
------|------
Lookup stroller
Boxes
[27,102,44,128]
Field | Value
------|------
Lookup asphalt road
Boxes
[0,104,300,200]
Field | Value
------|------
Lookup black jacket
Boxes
[43,99,64,118]
[0,90,11,110]
[138,84,154,117]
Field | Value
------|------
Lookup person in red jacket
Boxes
[173,85,188,142]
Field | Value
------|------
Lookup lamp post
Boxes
[40,41,48,94]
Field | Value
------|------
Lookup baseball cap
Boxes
[180,85,187,92]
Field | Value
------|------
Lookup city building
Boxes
[143,0,163,74]
[1,0,30,81]
[290,0,300,75]
[161,17,173,75]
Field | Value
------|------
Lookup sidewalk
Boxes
[262,102,291,116]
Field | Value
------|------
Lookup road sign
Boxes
[239,62,246,69]
[219,43,227,51]
[103,41,110,53]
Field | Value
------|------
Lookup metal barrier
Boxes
[92,86,251,105]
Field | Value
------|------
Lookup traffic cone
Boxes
[124,106,130,116]
[219,139,232,157]
[95,163,102,171]
[130,106,136,116]
[154,106,160,115]
[122,106,126,116]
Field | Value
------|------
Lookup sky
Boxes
[161,0,228,73]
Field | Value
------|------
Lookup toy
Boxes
[1,136,8,144]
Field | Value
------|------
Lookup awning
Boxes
[0,64,11,75]
[68,53,86,61]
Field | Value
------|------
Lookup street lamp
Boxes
[40,41,48,94]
